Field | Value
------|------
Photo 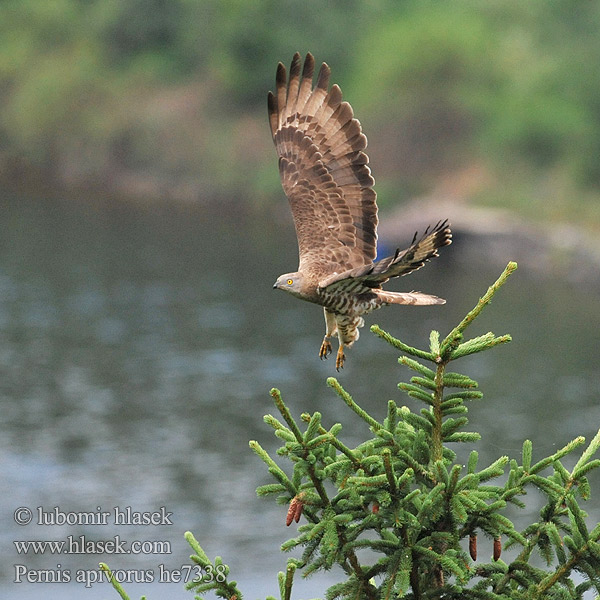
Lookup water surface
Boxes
[1,192,598,598]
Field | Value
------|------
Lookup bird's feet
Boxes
[319,338,332,360]
[336,346,345,371]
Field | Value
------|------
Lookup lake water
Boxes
[1,191,599,598]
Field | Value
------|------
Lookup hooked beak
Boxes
[273,282,278,289]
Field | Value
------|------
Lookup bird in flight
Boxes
[269,53,451,370]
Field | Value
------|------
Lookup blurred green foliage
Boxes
[1,0,599,223]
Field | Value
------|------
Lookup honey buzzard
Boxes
[269,53,451,370]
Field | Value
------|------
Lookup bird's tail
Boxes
[375,290,446,305]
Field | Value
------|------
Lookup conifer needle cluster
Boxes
[104,262,600,599]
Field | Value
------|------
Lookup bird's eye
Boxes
[287,279,293,285]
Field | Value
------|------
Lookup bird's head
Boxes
[273,272,306,298]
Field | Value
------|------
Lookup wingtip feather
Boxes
[302,52,315,79]
[316,62,331,90]
[276,62,287,86]
[270,52,379,269]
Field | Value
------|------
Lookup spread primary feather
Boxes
[270,53,452,370]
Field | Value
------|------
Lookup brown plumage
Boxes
[270,53,451,369]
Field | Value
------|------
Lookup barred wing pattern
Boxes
[268,52,378,279]
[269,53,452,370]
[318,220,452,291]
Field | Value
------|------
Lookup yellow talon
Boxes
[319,339,332,359]
[336,346,345,371]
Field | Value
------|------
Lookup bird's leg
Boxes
[335,344,346,371]
[319,338,332,359]
[334,316,359,370]
[320,309,337,360]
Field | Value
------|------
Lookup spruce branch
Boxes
[573,428,600,477]
[103,262,600,600]
[440,261,517,358]
[450,333,512,360]
[370,324,434,361]
[184,532,241,600]
[299,414,361,468]
[431,356,446,463]
[529,436,586,475]
[326,377,382,431]
[269,387,375,595]
[270,388,304,442]
[429,330,440,356]
[277,560,297,600]
[398,356,436,379]
[99,563,136,600]
[249,440,297,497]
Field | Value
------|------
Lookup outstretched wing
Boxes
[268,52,378,279]
[319,220,452,291]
